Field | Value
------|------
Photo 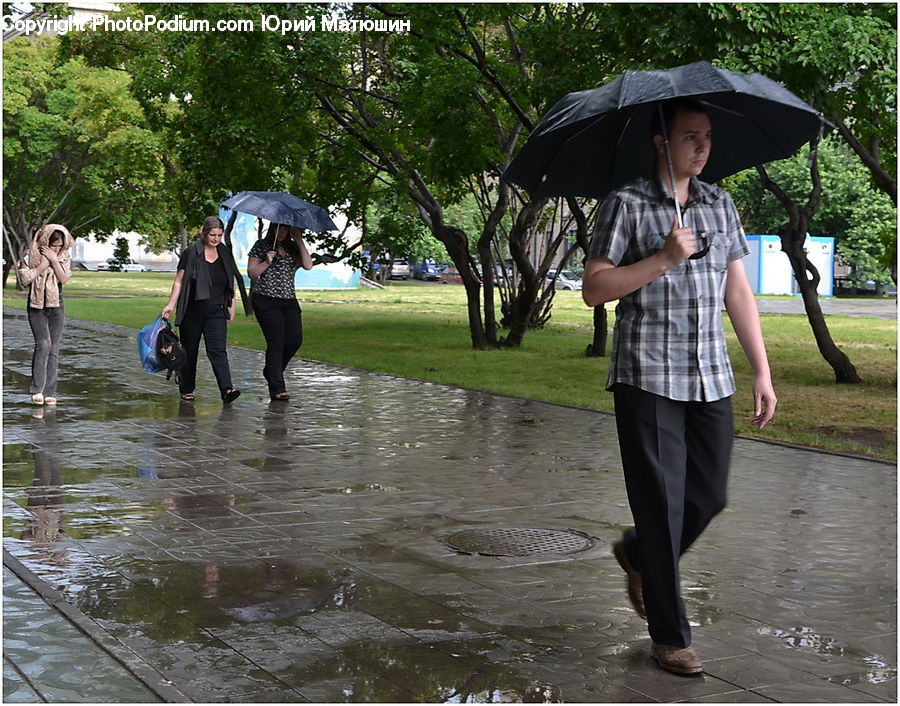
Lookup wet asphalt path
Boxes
[754,297,896,320]
[2,309,896,703]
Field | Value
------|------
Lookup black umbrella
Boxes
[503,61,824,205]
[221,191,337,233]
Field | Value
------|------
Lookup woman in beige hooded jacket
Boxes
[16,224,75,405]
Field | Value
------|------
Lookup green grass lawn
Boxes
[5,272,896,460]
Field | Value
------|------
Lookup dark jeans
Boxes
[28,305,65,397]
[252,294,302,396]
[178,307,233,396]
[613,384,733,648]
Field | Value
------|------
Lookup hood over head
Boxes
[27,224,75,266]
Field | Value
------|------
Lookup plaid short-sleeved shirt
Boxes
[587,175,749,402]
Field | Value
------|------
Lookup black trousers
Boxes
[178,307,233,396]
[613,383,733,647]
[252,294,303,396]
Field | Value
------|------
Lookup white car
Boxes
[101,258,147,272]
[389,259,410,280]
[547,268,582,291]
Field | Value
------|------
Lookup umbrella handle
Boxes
[658,104,684,229]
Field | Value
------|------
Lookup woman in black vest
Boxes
[247,223,313,401]
[162,216,241,404]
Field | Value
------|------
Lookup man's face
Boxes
[659,110,712,181]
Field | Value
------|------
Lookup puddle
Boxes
[274,639,562,703]
[66,558,362,636]
[325,483,402,494]
[827,655,897,686]
[757,625,846,656]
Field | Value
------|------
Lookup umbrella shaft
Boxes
[659,104,684,228]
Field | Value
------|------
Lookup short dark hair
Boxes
[650,98,708,139]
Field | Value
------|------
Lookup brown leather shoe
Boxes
[651,643,704,675]
[612,540,646,619]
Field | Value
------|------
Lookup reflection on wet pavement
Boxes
[3,311,896,703]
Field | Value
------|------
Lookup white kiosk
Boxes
[743,235,834,297]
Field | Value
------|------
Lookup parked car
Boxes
[546,268,582,291]
[439,266,481,285]
[120,261,148,272]
[98,257,147,272]
[439,266,463,284]
[412,260,442,280]
[388,259,410,280]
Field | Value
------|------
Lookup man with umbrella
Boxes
[582,98,776,675]
[504,61,820,675]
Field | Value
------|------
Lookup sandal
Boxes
[31,393,45,405]
[222,388,241,405]
[44,397,57,405]
[180,393,195,402]
[270,392,290,401]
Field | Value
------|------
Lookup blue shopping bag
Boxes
[138,316,167,374]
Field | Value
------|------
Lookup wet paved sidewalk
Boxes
[2,309,896,703]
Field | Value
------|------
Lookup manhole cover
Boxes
[445,527,595,557]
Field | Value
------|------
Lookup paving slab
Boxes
[2,309,896,703]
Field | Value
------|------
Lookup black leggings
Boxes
[252,294,302,396]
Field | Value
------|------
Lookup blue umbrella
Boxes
[221,191,337,232]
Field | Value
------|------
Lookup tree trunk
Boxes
[4,225,29,290]
[501,198,547,348]
[757,157,862,384]
[585,304,608,357]
[476,179,509,347]
[784,243,862,383]
[477,242,498,346]
[564,197,606,357]
[223,211,252,315]
[440,226,489,349]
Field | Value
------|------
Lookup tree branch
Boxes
[829,113,897,205]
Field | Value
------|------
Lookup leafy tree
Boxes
[716,4,895,382]
[61,2,326,251]
[60,3,894,366]
[3,34,167,286]
[108,236,130,271]
[728,137,895,288]
[716,3,896,206]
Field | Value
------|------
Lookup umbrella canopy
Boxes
[221,191,337,232]
[503,61,824,201]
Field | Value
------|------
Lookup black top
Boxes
[178,249,229,314]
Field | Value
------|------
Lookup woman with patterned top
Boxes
[246,223,313,401]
